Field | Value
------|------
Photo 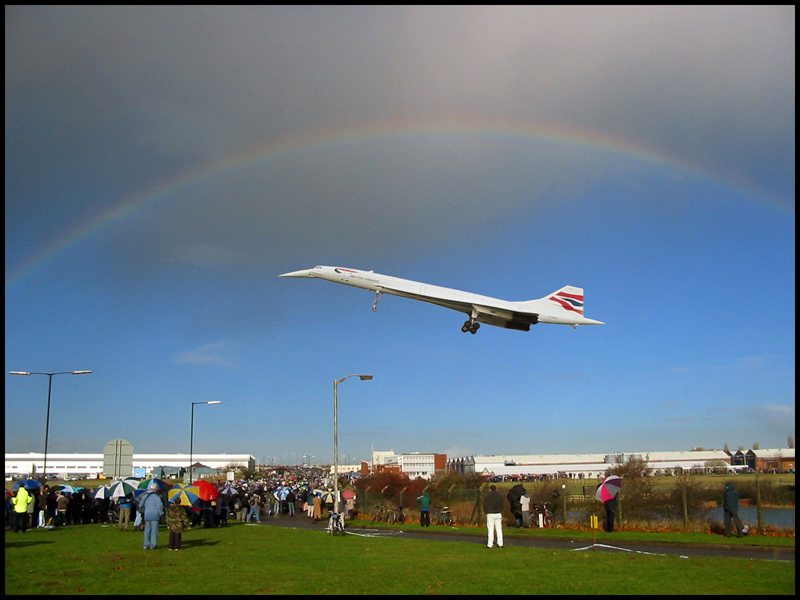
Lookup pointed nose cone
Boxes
[279,269,313,278]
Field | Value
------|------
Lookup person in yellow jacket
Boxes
[13,485,31,532]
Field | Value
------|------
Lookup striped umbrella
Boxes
[595,475,623,502]
[108,479,140,499]
[138,478,172,491]
[168,484,201,506]
[92,485,111,499]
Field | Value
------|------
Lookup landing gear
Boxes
[372,291,384,312]
[461,320,480,334]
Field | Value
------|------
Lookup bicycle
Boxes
[387,506,406,524]
[433,506,453,525]
[532,502,553,528]
[371,505,391,522]
[327,511,345,535]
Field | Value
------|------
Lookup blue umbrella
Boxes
[51,484,77,494]
[12,479,41,490]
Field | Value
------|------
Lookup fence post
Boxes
[755,472,764,533]
[681,483,688,529]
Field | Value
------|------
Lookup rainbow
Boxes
[4,118,685,292]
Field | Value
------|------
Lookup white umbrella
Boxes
[108,479,140,499]
[93,485,111,499]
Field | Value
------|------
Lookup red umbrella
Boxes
[192,480,220,501]
[341,489,356,499]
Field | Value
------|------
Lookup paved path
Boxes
[257,515,794,562]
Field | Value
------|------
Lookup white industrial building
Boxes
[448,449,740,478]
[5,452,255,479]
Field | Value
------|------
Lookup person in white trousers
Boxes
[483,484,505,548]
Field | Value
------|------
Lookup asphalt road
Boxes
[256,514,794,562]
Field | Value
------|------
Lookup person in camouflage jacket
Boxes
[166,497,191,551]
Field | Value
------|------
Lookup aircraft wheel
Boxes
[461,322,471,333]
[469,327,477,334]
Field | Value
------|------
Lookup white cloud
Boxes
[175,341,236,366]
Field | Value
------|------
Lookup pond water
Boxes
[566,507,794,528]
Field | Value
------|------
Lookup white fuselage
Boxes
[280,266,604,331]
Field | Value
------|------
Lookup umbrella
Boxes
[595,475,623,502]
[317,490,334,504]
[221,486,238,496]
[274,487,290,501]
[506,483,527,505]
[341,489,356,500]
[138,478,172,491]
[51,484,77,494]
[12,479,41,490]
[192,480,219,501]
[92,485,111,499]
[168,486,201,506]
[108,479,140,499]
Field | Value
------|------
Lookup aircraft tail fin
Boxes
[519,286,585,315]
[546,286,585,316]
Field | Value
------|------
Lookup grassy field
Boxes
[5,521,794,595]
[346,517,796,547]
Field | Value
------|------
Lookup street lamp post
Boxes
[333,374,372,515]
[190,401,222,482]
[9,370,92,481]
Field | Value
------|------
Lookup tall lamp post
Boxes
[333,374,372,515]
[190,401,222,482]
[9,370,93,481]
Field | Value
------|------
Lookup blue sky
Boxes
[5,7,794,466]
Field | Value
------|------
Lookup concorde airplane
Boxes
[279,266,604,333]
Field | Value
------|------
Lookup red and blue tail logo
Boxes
[549,291,584,315]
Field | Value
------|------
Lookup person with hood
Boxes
[166,496,191,551]
[723,481,744,538]
[139,483,165,550]
[417,491,432,527]
[312,491,322,522]
[483,484,505,548]
[12,485,31,532]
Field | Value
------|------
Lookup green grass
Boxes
[347,517,796,548]
[5,521,794,595]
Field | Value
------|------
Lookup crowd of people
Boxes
[5,474,345,535]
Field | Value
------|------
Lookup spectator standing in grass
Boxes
[483,484,505,548]
[25,487,36,528]
[723,481,744,538]
[139,483,165,550]
[45,488,57,525]
[417,491,432,527]
[312,492,322,522]
[56,492,69,526]
[604,494,618,532]
[118,492,133,532]
[286,489,296,516]
[520,493,531,528]
[12,487,30,532]
[248,493,261,523]
[167,497,191,551]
